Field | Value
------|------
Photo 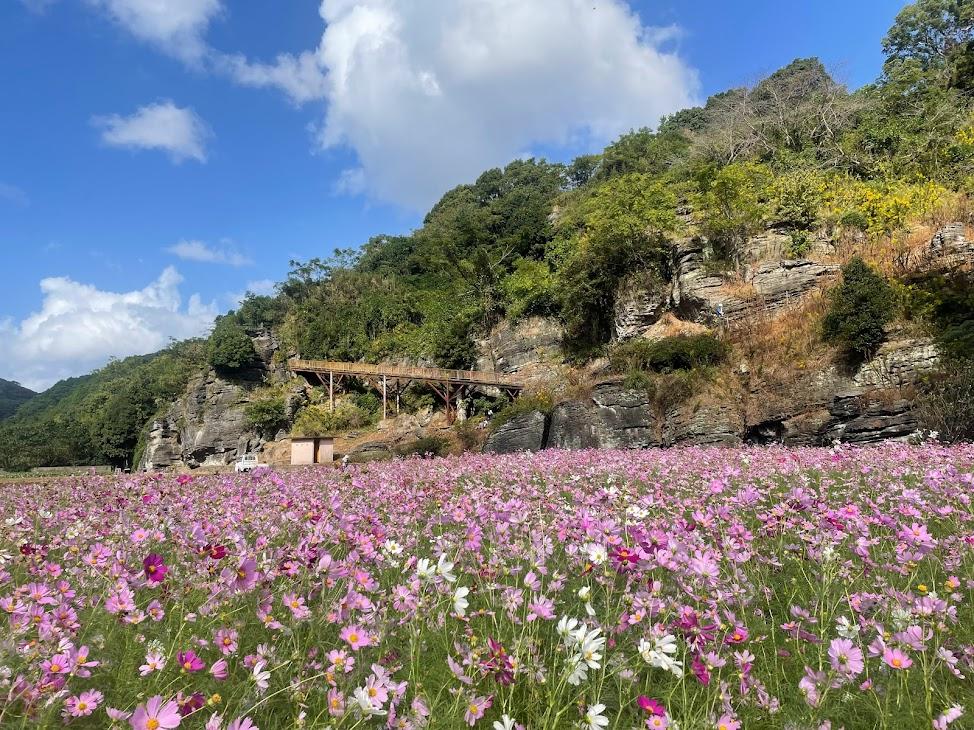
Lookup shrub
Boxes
[490,391,555,431]
[454,420,483,452]
[693,162,769,261]
[292,402,373,437]
[915,362,974,443]
[609,334,727,374]
[208,318,258,371]
[245,397,287,437]
[504,259,557,320]
[822,257,894,359]
[395,436,450,458]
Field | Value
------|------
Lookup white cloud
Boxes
[223,0,700,209]
[93,101,211,163]
[166,239,252,266]
[85,0,222,63]
[0,182,29,207]
[227,279,277,307]
[0,267,216,391]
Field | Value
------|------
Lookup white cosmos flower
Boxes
[584,543,608,565]
[556,616,581,642]
[353,686,387,716]
[436,554,457,583]
[252,660,270,693]
[578,627,605,669]
[415,558,435,582]
[382,540,403,556]
[492,715,517,730]
[453,585,470,617]
[566,654,588,686]
[638,635,683,676]
[583,703,609,730]
[836,615,860,639]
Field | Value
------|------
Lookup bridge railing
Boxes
[288,359,524,389]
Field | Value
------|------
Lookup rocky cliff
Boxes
[484,224,971,454]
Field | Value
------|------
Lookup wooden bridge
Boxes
[288,359,524,423]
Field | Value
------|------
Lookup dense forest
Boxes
[2,0,973,470]
[0,379,35,421]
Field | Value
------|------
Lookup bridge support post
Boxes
[329,371,334,412]
[382,375,388,420]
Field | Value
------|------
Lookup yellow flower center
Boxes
[147,720,161,730]
[77,702,87,711]
[348,633,359,644]
[468,704,479,715]
[892,658,902,668]
[183,661,193,670]
[368,687,377,698]
[49,664,61,673]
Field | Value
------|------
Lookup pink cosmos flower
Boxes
[210,658,229,680]
[327,688,346,717]
[42,653,71,675]
[725,626,749,645]
[227,719,258,730]
[828,637,864,676]
[62,689,103,718]
[232,557,258,591]
[463,695,492,726]
[143,554,168,583]
[177,650,205,672]
[716,716,740,730]
[883,647,913,670]
[140,650,166,676]
[130,695,182,729]
[340,624,372,651]
[215,628,239,655]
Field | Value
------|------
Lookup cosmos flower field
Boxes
[2,445,974,729]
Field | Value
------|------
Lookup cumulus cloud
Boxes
[166,239,252,266]
[224,0,700,209]
[0,267,217,391]
[85,0,222,63]
[93,101,211,163]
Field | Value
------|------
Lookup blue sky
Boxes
[0,0,907,390]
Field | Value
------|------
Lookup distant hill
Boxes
[0,378,36,421]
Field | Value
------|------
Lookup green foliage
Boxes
[610,334,728,374]
[0,379,35,422]
[903,269,974,359]
[245,396,288,437]
[394,436,450,458]
[916,361,974,443]
[694,162,769,260]
[0,340,206,470]
[232,293,286,331]
[822,258,895,359]
[208,318,258,371]
[490,391,555,431]
[292,401,375,437]
[503,258,557,320]
[768,170,824,231]
[556,174,678,349]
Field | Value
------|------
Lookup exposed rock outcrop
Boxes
[139,369,264,471]
[476,317,564,377]
[483,411,548,454]
[613,274,672,341]
[548,383,659,449]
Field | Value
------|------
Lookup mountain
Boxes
[2,0,973,470]
[0,379,36,421]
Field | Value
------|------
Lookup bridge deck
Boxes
[288,359,524,390]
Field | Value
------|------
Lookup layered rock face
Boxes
[476,317,564,377]
[484,336,939,453]
[138,333,293,471]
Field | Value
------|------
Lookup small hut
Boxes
[290,436,334,465]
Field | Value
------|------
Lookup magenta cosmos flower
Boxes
[130,695,182,729]
[177,650,205,672]
[143,553,168,583]
[637,696,666,716]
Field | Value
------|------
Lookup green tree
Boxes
[694,162,769,262]
[822,257,895,359]
[883,0,974,90]
[208,318,258,371]
[556,174,679,350]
